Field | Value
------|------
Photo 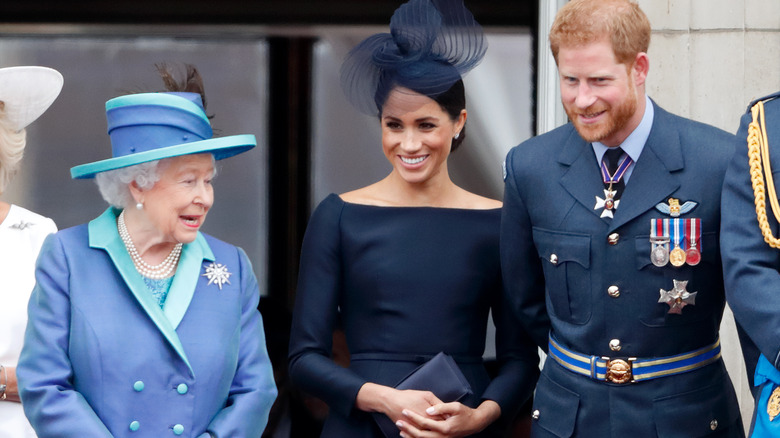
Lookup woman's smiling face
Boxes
[380,87,465,186]
[138,153,215,244]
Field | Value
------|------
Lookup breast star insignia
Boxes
[202,262,232,290]
[9,221,35,230]
[659,279,697,314]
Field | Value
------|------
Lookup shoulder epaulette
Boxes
[747,91,780,112]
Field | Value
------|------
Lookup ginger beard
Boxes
[565,68,639,144]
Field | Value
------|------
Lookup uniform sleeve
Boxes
[17,233,114,437]
[480,269,540,418]
[205,247,278,437]
[721,104,780,372]
[500,147,551,350]
[288,195,368,417]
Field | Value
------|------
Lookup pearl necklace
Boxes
[117,210,182,280]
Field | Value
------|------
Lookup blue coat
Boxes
[17,208,277,437]
[501,100,744,437]
[721,91,780,437]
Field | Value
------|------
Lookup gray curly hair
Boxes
[94,160,163,208]
[94,154,218,208]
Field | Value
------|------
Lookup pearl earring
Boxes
[136,202,143,210]
[454,132,460,140]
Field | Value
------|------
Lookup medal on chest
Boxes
[595,187,620,218]
[669,218,687,267]
[594,153,632,218]
[650,219,670,267]
[685,217,702,266]
[651,199,704,315]
[659,279,697,314]
[768,386,780,422]
[649,199,702,268]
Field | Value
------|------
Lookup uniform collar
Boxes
[557,98,683,230]
[88,207,215,373]
[591,94,655,183]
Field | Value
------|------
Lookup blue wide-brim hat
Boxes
[70,92,256,179]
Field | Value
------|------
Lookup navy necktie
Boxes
[603,147,626,200]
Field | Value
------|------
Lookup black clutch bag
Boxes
[372,352,473,437]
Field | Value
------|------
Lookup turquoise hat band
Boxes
[106,93,210,125]
[70,134,256,179]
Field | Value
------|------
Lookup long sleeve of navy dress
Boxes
[288,194,539,437]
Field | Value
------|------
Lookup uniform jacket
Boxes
[721,91,780,437]
[501,100,743,437]
[17,208,277,437]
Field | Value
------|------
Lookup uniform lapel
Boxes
[88,208,195,374]
[610,104,684,231]
[558,128,609,220]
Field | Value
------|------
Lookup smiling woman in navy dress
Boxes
[287,1,539,437]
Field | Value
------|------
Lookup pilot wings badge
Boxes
[655,198,697,217]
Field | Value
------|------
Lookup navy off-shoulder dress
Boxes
[288,194,538,437]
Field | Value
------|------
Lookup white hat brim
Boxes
[0,66,63,131]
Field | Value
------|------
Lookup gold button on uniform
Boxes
[608,233,619,245]
[710,419,718,430]
[609,339,622,351]
[549,254,558,265]
[607,285,620,298]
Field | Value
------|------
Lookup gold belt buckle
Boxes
[603,357,635,384]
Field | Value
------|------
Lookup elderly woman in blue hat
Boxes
[17,67,277,437]
[0,66,62,438]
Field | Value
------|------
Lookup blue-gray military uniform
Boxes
[501,99,744,437]
[721,91,780,438]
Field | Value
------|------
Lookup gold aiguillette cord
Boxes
[748,100,780,248]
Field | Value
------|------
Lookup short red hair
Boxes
[549,0,651,65]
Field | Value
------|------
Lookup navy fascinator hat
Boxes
[340,0,486,115]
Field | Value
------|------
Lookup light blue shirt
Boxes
[592,94,654,184]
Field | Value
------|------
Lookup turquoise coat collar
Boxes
[87,208,215,373]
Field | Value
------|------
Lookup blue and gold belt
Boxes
[548,335,721,384]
